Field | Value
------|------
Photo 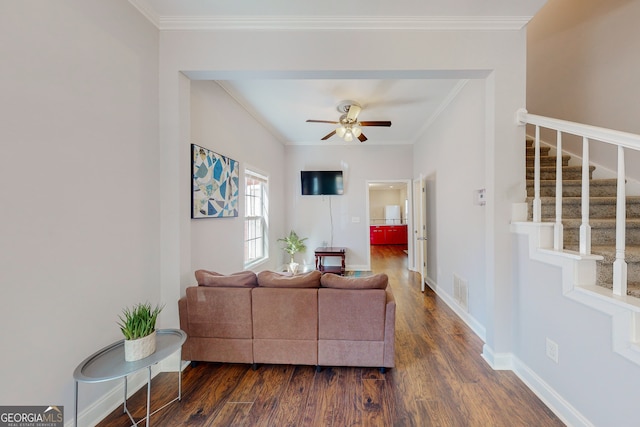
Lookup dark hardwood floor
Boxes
[97,245,563,426]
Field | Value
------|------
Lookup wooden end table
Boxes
[314,247,346,275]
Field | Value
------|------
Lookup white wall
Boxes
[285,145,413,270]
[527,0,640,181]
[413,79,487,331]
[189,81,286,276]
[0,0,159,417]
[513,234,640,426]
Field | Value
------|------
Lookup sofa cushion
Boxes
[320,272,388,289]
[185,287,253,339]
[252,287,318,340]
[257,270,321,288]
[318,288,387,341]
[195,270,257,288]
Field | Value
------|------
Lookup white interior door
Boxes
[413,176,427,291]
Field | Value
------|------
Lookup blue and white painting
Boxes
[192,144,239,218]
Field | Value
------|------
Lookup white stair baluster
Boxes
[533,125,542,223]
[579,137,591,255]
[613,145,628,296]
[554,131,564,251]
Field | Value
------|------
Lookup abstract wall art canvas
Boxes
[191,144,239,218]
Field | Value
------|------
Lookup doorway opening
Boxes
[366,180,413,271]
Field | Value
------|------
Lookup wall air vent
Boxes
[453,273,469,312]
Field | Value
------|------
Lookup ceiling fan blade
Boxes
[307,119,339,124]
[359,121,392,127]
[321,130,336,140]
[346,104,361,122]
[358,133,368,143]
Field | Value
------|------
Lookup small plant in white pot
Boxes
[117,302,163,362]
[278,230,307,274]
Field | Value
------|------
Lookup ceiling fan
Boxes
[306,101,392,142]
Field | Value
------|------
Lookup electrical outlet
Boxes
[546,338,559,363]
[475,188,486,206]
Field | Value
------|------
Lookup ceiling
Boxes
[129,0,546,146]
[217,79,466,146]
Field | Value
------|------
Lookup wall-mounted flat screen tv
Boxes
[300,170,344,195]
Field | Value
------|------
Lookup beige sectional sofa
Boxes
[178,269,396,371]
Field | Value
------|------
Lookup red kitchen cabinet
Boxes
[370,225,408,245]
[370,226,385,245]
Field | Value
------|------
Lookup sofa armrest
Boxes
[178,296,191,361]
[178,296,189,334]
[383,286,396,368]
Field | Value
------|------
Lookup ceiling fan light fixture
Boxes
[343,130,354,142]
[336,123,361,142]
[307,101,391,142]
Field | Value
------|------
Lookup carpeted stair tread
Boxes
[526,165,595,173]
[526,146,551,156]
[526,179,618,197]
[526,165,595,180]
[595,281,640,298]
[567,245,640,263]
[531,196,640,205]
[559,218,640,228]
[527,196,640,220]
[526,155,571,167]
[527,178,618,187]
[527,196,640,206]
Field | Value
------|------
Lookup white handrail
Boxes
[518,111,640,151]
[517,109,640,296]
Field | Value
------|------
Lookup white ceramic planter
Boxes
[124,330,156,362]
[288,262,299,274]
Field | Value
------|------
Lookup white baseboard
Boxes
[480,345,513,370]
[478,347,592,426]
[429,274,592,426]
[511,356,593,427]
[424,277,486,342]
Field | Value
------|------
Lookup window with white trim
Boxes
[244,169,269,267]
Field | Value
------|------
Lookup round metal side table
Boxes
[73,329,186,427]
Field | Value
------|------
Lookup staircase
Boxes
[525,139,640,298]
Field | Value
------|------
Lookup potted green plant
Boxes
[117,302,164,362]
[278,230,308,274]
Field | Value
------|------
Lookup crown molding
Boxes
[157,15,531,31]
[127,2,531,32]
[128,0,160,27]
